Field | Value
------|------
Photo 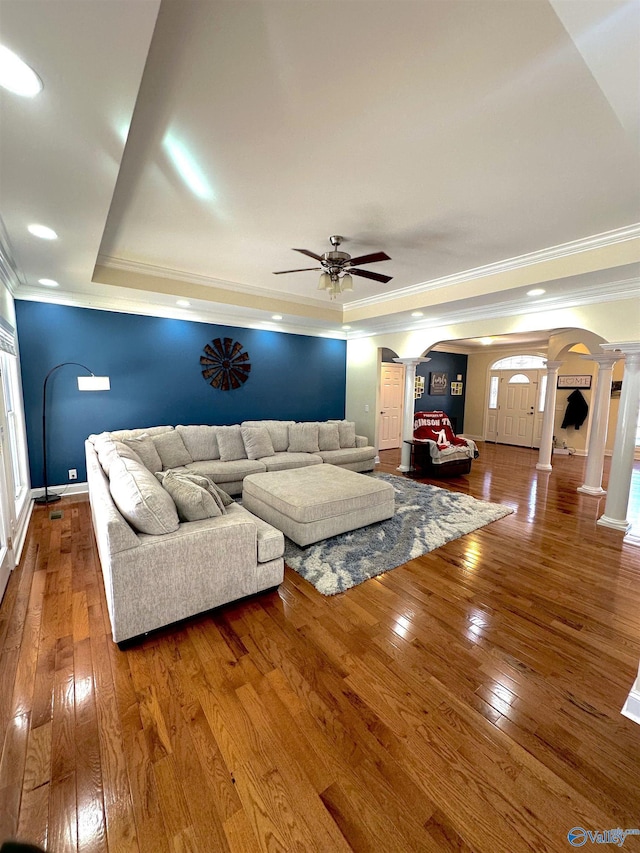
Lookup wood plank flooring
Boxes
[1,443,640,852]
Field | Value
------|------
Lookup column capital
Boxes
[580,353,621,367]
[543,360,563,371]
[393,357,431,367]
[600,342,640,359]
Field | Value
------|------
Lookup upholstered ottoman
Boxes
[242,465,395,547]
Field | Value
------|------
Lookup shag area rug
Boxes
[284,473,513,595]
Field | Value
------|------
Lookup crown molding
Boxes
[14,286,348,341]
[346,275,640,339]
[95,254,333,313]
[0,217,25,294]
[345,223,640,310]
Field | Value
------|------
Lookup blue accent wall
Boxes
[414,351,468,433]
[16,301,347,487]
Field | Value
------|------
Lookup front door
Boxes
[496,371,538,447]
[378,362,404,450]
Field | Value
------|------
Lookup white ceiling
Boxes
[1,0,639,343]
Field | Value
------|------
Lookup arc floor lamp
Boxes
[35,362,110,505]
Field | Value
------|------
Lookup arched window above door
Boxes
[491,355,546,370]
[508,373,530,384]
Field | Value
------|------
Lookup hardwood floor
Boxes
[1,444,639,852]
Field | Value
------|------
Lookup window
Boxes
[488,376,499,409]
[508,373,530,384]
[491,355,546,370]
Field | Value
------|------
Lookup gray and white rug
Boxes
[284,473,513,595]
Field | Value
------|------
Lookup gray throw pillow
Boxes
[122,433,163,473]
[156,471,225,522]
[336,420,356,448]
[217,425,247,462]
[288,423,320,453]
[241,426,275,460]
[152,430,193,469]
[318,423,341,451]
[176,424,220,461]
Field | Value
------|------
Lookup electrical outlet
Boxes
[68,469,77,480]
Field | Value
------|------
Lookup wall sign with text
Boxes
[557,375,592,390]
[429,372,448,395]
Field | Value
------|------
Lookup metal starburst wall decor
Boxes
[200,338,251,390]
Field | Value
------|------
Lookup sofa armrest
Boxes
[355,435,369,448]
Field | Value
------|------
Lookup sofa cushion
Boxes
[176,424,220,461]
[241,426,275,460]
[317,447,376,466]
[185,458,266,483]
[288,423,320,453]
[317,422,340,451]
[262,451,323,472]
[156,471,225,522]
[217,425,247,462]
[242,420,294,452]
[109,456,179,535]
[109,425,173,441]
[122,434,163,473]
[335,420,357,448]
[152,430,193,469]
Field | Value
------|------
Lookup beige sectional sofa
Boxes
[86,420,375,644]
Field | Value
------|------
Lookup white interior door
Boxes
[378,362,404,450]
[496,371,538,447]
[0,425,14,603]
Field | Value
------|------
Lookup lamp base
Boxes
[35,493,62,505]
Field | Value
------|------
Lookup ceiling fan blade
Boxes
[348,251,391,266]
[273,267,322,275]
[293,248,324,261]
[351,268,393,283]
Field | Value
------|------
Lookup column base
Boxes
[621,679,640,726]
[396,465,411,473]
[597,514,631,533]
[535,463,552,472]
[577,485,606,496]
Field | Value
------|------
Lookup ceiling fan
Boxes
[273,235,392,299]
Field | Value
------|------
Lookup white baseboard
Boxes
[31,481,89,500]
[462,434,484,443]
[13,499,34,564]
[622,679,640,726]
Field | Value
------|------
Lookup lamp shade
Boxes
[318,272,331,290]
[341,274,353,292]
[77,375,110,391]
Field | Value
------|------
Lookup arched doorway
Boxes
[486,355,547,447]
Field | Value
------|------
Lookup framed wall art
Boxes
[429,372,448,395]
[557,375,591,390]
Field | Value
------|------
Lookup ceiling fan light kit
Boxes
[274,235,392,300]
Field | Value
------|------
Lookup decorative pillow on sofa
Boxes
[156,471,226,522]
[241,426,275,460]
[122,433,163,473]
[109,456,179,534]
[216,425,247,462]
[176,424,220,461]
[151,430,193,469]
[241,420,294,452]
[332,420,356,448]
[317,423,341,451]
[288,423,320,453]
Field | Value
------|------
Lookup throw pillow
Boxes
[317,423,340,451]
[109,456,179,534]
[336,420,356,448]
[242,420,294,452]
[176,424,220,461]
[122,433,163,473]
[241,425,275,460]
[288,423,320,454]
[151,430,193,469]
[156,471,224,522]
[216,425,247,462]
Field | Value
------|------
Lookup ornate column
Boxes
[597,342,640,532]
[577,353,620,496]
[393,357,431,472]
[536,361,563,472]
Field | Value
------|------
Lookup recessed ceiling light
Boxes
[480,337,494,346]
[176,299,191,308]
[28,223,57,240]
[37,278,58,287]
[0,45,43,97]
[527,288,546,297]
[271,314,283,321]
[411,311,424,318]
[342,325,351,330]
